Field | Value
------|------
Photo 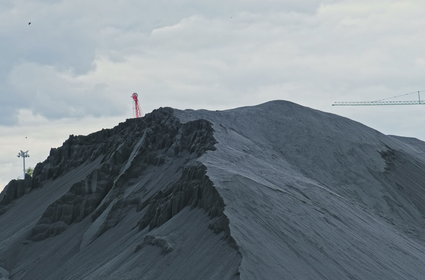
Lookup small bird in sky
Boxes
[28,21,31,26]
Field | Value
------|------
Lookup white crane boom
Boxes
[332,91,424,106]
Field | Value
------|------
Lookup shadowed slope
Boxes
[0,108,240,280]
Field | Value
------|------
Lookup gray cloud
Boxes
[0,0,324,124]
[1,0,425,126]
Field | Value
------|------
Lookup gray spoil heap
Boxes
[0,107,240,280]
[2,100,425,280]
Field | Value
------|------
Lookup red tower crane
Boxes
[131,92,141,118]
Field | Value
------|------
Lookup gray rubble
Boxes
[1,101,425,279]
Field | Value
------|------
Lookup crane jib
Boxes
[332,101,425,106]
[332,91,425,106]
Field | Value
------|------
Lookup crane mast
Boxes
[332,91,424,106]
[131,92,141,118]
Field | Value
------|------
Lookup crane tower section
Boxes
[131,92,141,118]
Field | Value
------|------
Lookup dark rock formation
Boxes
[0,174,32,214]
[137,164,232,241]
[25,107,223,242]
[0,175,32,206]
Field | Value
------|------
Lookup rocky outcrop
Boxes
[0,175,32,214]
[137,164,233,241]
[0,175,31,205]
[379,145,397,172]
[26,107,224,243]
[30,168,114,241]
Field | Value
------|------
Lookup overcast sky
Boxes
[2,0,425,189]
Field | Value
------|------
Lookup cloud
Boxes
[6,62,126,119]
[2,1,425,189]
[0,0,326,124]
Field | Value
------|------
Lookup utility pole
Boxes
[17,150,29,179]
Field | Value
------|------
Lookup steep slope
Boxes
[0,108,240,280]
[1,100,425,280]
[175,100,425,280]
